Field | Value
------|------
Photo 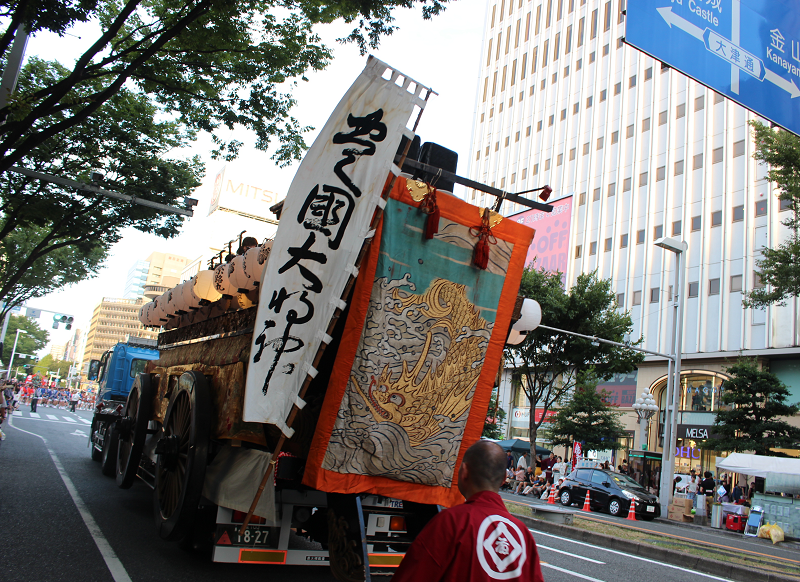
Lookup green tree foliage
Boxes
[0,57,203,317]
[482,388,507,440]
[2,314,48,367]
[699,359,800,456]
[35,353,74,383]
[544,370,628,452]
[743,121,800,307]
[505,267,643,458]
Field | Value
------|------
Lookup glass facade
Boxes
[123,260,150,298]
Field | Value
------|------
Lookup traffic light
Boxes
[53,313,74,330]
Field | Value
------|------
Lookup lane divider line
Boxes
[537,544,605,564]
[529,528,733,582]
[9,417,133,582]
[541,563,606,581]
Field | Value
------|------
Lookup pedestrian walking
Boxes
[69,391,80,413]
[30,386,40,412]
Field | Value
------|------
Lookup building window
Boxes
[780,198,792,211]
[732,205,744,222]
[712,147,723,163]
[645,67,653,80]
[591,7,598,38]
[626,124,634,138]
[600,89,607,102]
[587,96,593,107]
[694,94,705,111]
[614,82,621,95]
[564,65,570,76]
[604,238,612,252]
[561,108,567,120]
[593,187,601,201]
[579,192,586,205]
[541,79,546,90]
[691,216,701,231]
[629,75,637,88]
[611,131,619,144]
[708,278,720,296]
[583,142,590,155]
[711,210,722,226]
[676,103,686,118]
[537,120,543,131]
[620,233,628,248]
[589,51,596,63]
[597,136,604,150]
[659,110,668,125]
[545,158,551,170]
[688,281,699,298]
[549,114,555,126]
[557,153,564,165]
[533,163,539,174]
[576,58,582,70]
[505,136,510,147]
[570,147,577,161]
[589,241,598,255]
[636,229,645,244]
[623,177,632,192]
[656,166,666,182]
[603,43,609,56]
[574,102,580,114]
[650,288,659,303]
[640,171,648,187]
[653,224,663,239]
[608,182,616,197]
[578,15,585,46]
[730,275,742,292]
[693,153,703,170]
[672,220,681,236]
[575,245,582,258]
[755,199,768,216]
[552,72,558,83]
[754,272,766,289]
[674,160,684,175]
[632,290,642,306]
[714,92,724,104]
[733,139,745,157]
[616,293,624,306]
[642,117,650,132]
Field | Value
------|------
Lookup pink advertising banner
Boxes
[510,196,572,278]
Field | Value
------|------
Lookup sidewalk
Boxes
[501,489,800,564]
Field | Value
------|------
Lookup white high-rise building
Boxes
[469,0,800,471]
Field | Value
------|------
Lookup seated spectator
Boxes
[523,475,546,497]
[517,467,536,495]
[512,467,526,494]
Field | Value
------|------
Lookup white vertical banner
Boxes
[243,57,431,433]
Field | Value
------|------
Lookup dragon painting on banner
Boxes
[304,177,533,505]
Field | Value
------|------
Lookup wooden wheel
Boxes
[153,371,211,541]
[116,373,153,489]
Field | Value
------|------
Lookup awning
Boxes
[715,452,800,478]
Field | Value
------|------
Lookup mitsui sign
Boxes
[627,0,800,136]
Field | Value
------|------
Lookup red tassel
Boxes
[474,238,490,269]
[425,204,440,239]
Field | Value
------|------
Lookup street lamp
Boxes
[5,328,26,380]
[632,388,659,450]
[654,236,687,516]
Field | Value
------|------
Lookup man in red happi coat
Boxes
[392,441,544,582]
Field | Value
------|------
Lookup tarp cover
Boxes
[243,57,430,433]
[202,446,276,524]
[302,177,535,507]
[716,452,800,478]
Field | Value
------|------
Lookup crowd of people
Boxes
[502,451,570,498]
[0,380,95,440]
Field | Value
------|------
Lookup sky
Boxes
[19,0,487,357]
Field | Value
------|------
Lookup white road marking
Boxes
[14,416,78,425]
[70,429,87,437]
[79,418,91,424]
[529,529,732,581]
[541,563,606,582]
[46,414,59,420]
[29,412,40,418]
[538,544,605,564]
[9,417,132,582]
[64,416,77,423]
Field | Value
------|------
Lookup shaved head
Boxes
[461,441,507,492]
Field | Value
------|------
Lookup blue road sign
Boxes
[626,0,800,136]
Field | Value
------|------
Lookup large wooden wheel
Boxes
[153,371,211,541]
[116,373,153,489]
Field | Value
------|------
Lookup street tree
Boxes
[544,370,628,453]
[2,314,48,368]
[743,121,800,307]
[34,353,74,385]
[699,359,800,456]
[0,57,203,318]
[505,267,643,459]
[482,388,507,440]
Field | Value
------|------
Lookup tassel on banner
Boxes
[419,185,440,239]
[470,208,497,270]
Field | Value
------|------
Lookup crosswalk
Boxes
[12,410,91,425]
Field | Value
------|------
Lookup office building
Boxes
[49,343,66,361]
[470,0,800,469]
[123,252,189,299]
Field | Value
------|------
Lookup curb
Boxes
[511,511,800,582]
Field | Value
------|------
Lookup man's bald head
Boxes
[460,441,507,493]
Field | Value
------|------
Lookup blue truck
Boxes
[87,337,159,475]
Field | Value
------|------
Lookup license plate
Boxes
[216,525,271,547]
[646,505,655,512]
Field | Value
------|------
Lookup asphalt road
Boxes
[1,408,736,582]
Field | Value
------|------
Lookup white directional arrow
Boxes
[70,429,87,437]
[657,7,704,41]
[765,69,800,98]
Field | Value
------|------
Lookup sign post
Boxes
[626,0,800,136]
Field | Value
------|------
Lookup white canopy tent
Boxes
[716,453,800,479]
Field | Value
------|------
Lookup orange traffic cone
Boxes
[582,490,592,512]
[547,484,557,505]
[626,498,637,521]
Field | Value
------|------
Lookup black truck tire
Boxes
[116,373,153,489]
[153,371,211,542]
[101,424,119,477]
[90,420,103,462]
